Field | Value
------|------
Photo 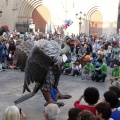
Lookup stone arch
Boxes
[87,6,100,21]
[32,5,51,32]
[17,0,51,32]
[18,0,43,22]
[85,6,103,34]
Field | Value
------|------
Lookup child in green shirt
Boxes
[94,59,107,82]
[82,61,95,80]
[63,61,72,75]
[110,63,120,81]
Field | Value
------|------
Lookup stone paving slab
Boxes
[0,69,111,120]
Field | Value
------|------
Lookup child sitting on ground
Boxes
[62,60,72,75]
[70,61,82,76]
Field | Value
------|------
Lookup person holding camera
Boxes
[74,87,99,116]
[2,106,26,120]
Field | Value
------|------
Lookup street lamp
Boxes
[0,10,2,17]
[76,11,86,35]
[27,19,29,32]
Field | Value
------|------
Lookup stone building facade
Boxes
[0,0,119,35]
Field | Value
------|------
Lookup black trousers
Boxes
[73,69,79,76]
[92,73,107,82]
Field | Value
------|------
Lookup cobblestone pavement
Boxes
[0,69,111,120]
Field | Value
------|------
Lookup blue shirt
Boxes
[95,62,101,67]
[110,109,120,120]
[50,88,58,101]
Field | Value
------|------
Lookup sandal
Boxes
[56,102,65,107]
[59,95,72,99]
[64,95,72,99]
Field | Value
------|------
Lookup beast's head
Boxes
[65,35,80,47]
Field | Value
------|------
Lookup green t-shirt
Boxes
[64,62,72,68]
[100,62,107,75]
[83,63,95,72]
[111,68,120,80]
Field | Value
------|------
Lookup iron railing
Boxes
[16,22,29,32]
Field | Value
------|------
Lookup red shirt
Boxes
[74,101,96,116]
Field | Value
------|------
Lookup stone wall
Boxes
[0,0,119,35]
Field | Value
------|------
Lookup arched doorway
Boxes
[32,5,51,32]
[89,10,103,34]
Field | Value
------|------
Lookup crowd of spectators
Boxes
[2,86,120,120]
[1,31,120,120]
